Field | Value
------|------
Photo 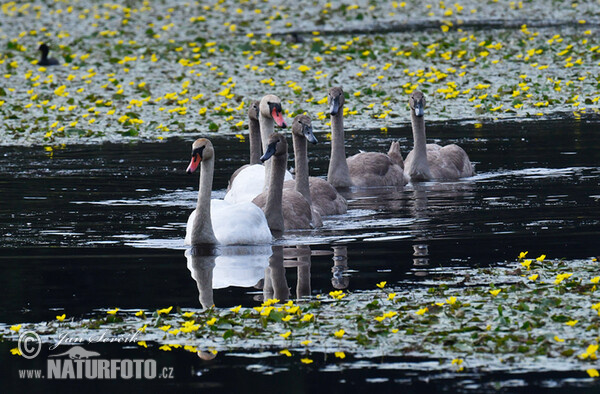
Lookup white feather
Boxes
[185,199,272,245]
[224,164,293,204]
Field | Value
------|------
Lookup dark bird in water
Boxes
[38,43,59,66]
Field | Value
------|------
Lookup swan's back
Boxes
[347,152,407,187]
[253,188,315,230]
[283,177,347,216]
[225,165,293,204]
[186,200,272,245]
[418,143,473,180]
[308,177,347,216]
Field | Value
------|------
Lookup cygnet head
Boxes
[292,114,317,144]
[409,90,426,118]
[328,87,345,116]
[259,94,287,128]
[248,100,260,121]
[186,138,214,174]
[260,133,287,162]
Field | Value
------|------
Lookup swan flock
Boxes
[185,89,473,246]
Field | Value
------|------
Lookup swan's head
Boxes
[328,87,345,116]
[187,138,214,174]
[38,43,50,55]
[292,115,317,145]
[248,100,260,121]
[409,90,426,118]
[260,133,287,162]
[260,94,287,128]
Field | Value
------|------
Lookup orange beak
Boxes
[186,155,201,174]
[271,108,287,128]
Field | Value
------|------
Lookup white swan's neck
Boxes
[409,112,432,180]
[328,112,353,187]
[292,133,311,206]
[192,157,218,245]
[264,152,286,232]
[249,117,261,165]
[259,114,275,189]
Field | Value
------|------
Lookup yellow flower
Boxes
[334,329,345,338]
[587,369,599,378]
[528,274,539,281]
[489,289,501,296]
[10,324,22,332]
[10,348,22,356]
[376,281,386,289]
[353,91,361,97]
[157,306,173,315]
[282,315,293,322]
[280,349,292,357]
[518,251,528,259]
[230,305,242,313]
[300,358,313,364]
[135,310,144,317]
[446,296,457,305]
[554,336,564,342]
[137,341,148,348]
[388,293,396,300]
[521,259,532,270]
[298,65,311,72]
[56,314,66,321]
[301,313,314,322]
[335,351,346,359]
[159,325,171,332]
[206,317,217,326]
[301,340,312,346]
[182,311,195,318]
[415,307,428,316]
[106,308,119,315]
[280,331,291,339]
[159,345,171,351]
[536,254,546,262]
[554,273,573,285]
[565,320,578,327]
[591,277,600,284]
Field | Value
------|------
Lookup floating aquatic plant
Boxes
[3,254,599,376]
[0,0,598,145]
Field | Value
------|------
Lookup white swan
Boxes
[404,90,474,181]
[326,86,408,188]
[226,100,262,191]
[283,115,347,218]
[184,138,272,246]
[252,133,316,232]
[224,95,292,203]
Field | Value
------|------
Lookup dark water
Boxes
[1,119,599,392]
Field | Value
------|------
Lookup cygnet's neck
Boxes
[327,111,352,188]
[249,117,261,165]
[292,133,311,206]
[264,152,286,232]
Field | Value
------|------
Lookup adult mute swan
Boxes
[326,86,408,188]
[226,100,262,190]
[224,95,292,203]
[184,138,272,246]
[283,115,347,218]
[252,133,316,232]
[404,91,474,181]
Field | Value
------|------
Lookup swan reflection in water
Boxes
[185,245,350,309]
